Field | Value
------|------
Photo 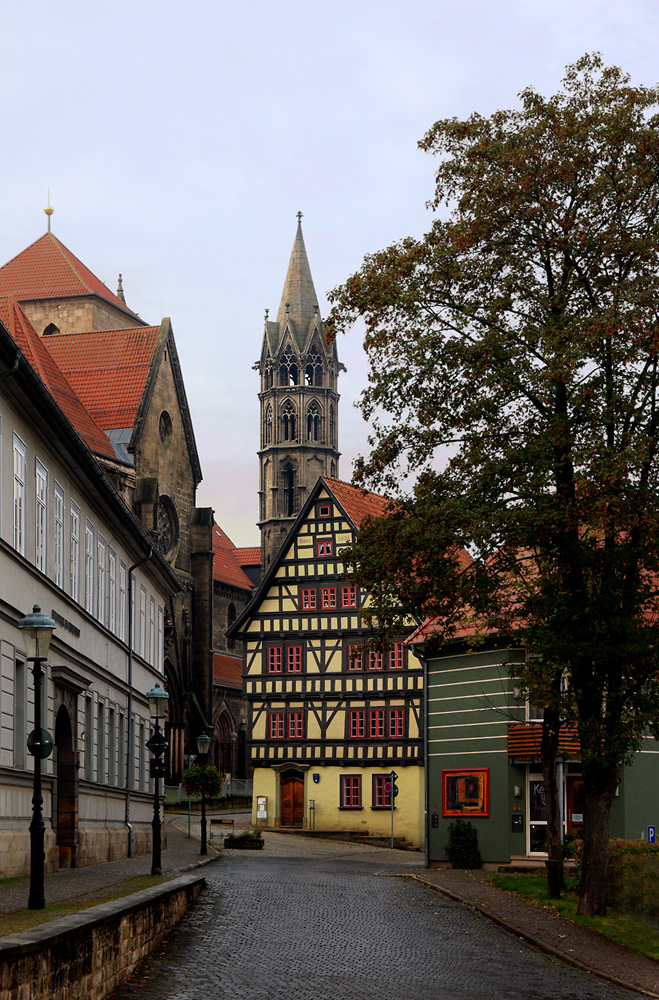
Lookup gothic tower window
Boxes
[279,346,299,386]
[307,403,320,442]
[264,404,273,445]
[264,360,274,389]
[281,463,296,517]
[227,603,236,650]
[305,348,323,387]
[329,404,335,445]
[282,401,297,441]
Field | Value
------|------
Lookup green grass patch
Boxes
[491,872,659,962]
[0,874,167,938]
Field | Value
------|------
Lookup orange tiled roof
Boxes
[324,477,391,528]
[43,327,161,430]
[213,524,255,590]
[235,546,261,567]
[0,297,116,460]
[213,653,243,689]
[0,232,140,319]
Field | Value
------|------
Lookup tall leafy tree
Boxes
[327,54,659,916]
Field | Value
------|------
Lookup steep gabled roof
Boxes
[213,524,255,591]
[43,326,161,431]
[0,232,142,321]
[0,297,116,460]
[323,477,391,528]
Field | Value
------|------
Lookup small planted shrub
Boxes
[445,820,482,869]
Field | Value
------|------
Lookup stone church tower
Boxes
[258,216,343,568]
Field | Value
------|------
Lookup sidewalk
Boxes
[401,866,659,999]
[0,812,247,918]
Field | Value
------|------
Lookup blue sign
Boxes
[312,773,320,784]
[649,826,656,845]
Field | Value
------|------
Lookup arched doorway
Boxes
[280,770,304,827]
[55,704,78,869]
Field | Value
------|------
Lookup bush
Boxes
[182,764,223,799]
[608,839,659,918]
[445,820,482,869]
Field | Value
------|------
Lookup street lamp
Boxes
[18,604,55,910]
[195,732,211,856]
[145,683,169,875]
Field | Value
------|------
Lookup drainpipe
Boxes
[125,548,153,856]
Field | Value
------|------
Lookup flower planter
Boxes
[223,836,264,850]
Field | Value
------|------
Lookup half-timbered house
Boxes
[229,476,424,848]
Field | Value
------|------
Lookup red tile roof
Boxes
[213,653,243,689]
[323,477,391,527]
[43,327,161,430]
[0,297,116,460]
[234,546,261,566]
[0,233,140,320]
[213,524,255,590]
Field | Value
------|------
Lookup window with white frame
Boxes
[97,534,107,625]
[150,596,156,665]
[85,520,94,613]
[70,502,80,602]
[139,586,147,658]
[157,605,164,671]
[54,483,64,588]
[35,459,48,573]
[13,433,26,554]
[119,561,127,642]
[108,548,116,633]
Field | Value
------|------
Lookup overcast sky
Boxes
[1,0,658,544]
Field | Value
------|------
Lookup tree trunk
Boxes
[577,763,617,916]
[541,705,564,898]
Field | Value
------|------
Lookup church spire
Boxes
[275,212,321,348]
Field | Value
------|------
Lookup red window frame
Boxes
[340,775,361,808]
[287,712,304,739]
[317,539,333,557]
[347,644,363,671]
[318,504,331,518]
[286,646,302,672]
[388,708,404,737]
[269,712,284,739]
[368,650,383,671]
[369,709,385,738]
[341,585,357,608]
[389,643,404,669]
[321,587,337,609]
[268,647,282,673]
[372,774,392,809]
[301,588,316,610]
[349,709,365,738]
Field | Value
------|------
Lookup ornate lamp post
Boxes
[146,683,169,875]
[18,604,56,910]
[195,732,211,855]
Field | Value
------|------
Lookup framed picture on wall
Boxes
[442,768,490,817]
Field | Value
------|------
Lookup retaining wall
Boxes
[0,872,204,1000]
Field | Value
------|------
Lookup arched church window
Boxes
[330,461,336,478]
[305,348,323,387]
[281,463,296,517]
[264,360,274,389]
[227,603,236,650]
[329,405,335,445]
[307,403,320,442]
[264,404,273,445]
[282,401,297,441]
[279,347,299,386]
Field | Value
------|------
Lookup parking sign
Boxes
[649,826,656,845]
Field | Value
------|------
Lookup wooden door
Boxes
[280,775,304,826]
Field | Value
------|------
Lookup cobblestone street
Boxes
[108,832,643,1000]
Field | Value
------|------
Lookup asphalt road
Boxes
[109,834,642,1000]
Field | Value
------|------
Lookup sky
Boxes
[1,0,659,545]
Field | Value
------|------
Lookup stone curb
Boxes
[0,872,206,953]
[403,873,659,1000]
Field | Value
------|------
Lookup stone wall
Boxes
[0,873,204,1000]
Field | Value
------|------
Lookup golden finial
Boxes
[44,188,54,232]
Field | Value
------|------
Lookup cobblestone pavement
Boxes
[108,832,645,1000]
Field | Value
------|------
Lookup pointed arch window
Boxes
[282,401,297,441]
[305,348,323,387]
[264,404,273,445]
[279,346,299,386]
[307,403,320,441]
[227,603,236,650]
[330,460,336,478]
[281,463,296,517]
[329,404,335,445]
[264,360,274,390]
